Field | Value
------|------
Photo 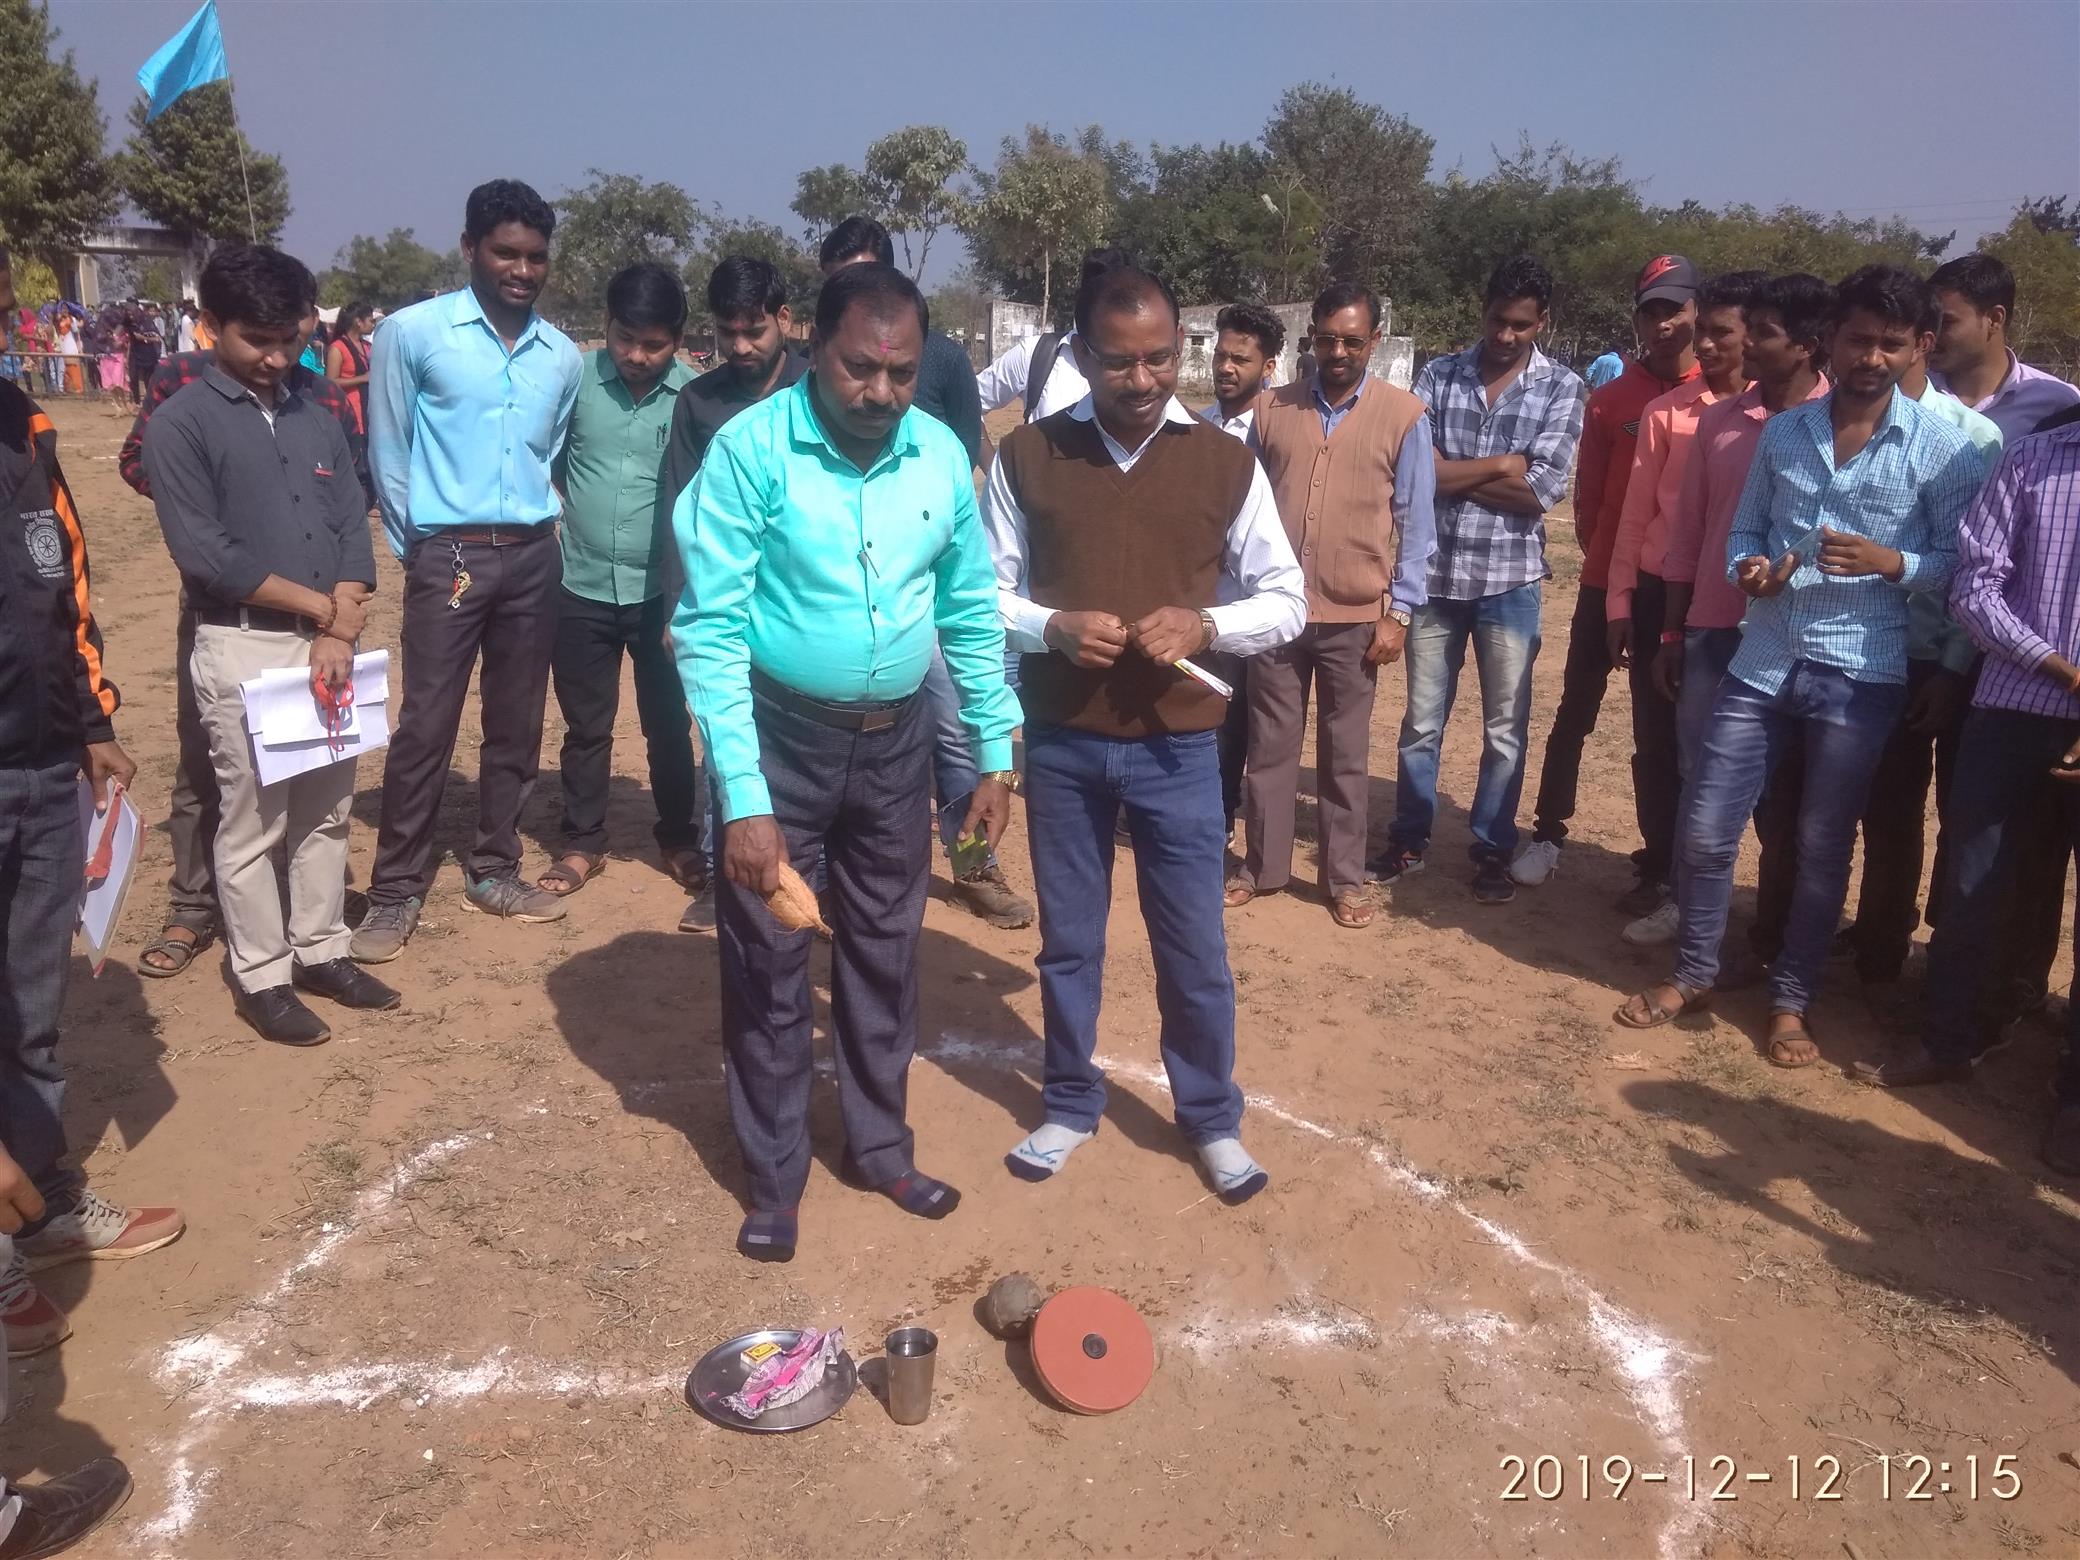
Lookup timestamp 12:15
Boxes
[1499,1453,2021,1501]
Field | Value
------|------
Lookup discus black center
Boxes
[1081,1333,1107,1359]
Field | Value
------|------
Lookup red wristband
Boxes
[1660,631,1684,645]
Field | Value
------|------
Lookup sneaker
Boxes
[1472,857,1516,904]
[1510,839,1562,886]
[351,897,421,964]
[1,1255,69,1356]
[1614,876,1672,918]
[462,872,568,923]
[1366,846,1425,885]
[17,1189,185,1274]
[951,864,1035,929]
[1621,902,1680,947]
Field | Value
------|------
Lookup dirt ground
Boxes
[11,394,2080,1559]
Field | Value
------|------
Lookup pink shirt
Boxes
[1605,377,1734,620]
[1659,375,1830,629]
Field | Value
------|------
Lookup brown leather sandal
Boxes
[536,851,605,896]
[1223,875,1257,909]
[1330,891,1376,929]
[1614,981,1712,1029]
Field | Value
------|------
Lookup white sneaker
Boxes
[1510,840,1562,886]
[1622,902,1681,947]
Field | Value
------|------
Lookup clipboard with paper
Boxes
[76,780,143,977]
[242,649,391,786]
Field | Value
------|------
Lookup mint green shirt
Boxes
[1904,382,2002,672]
[675,377,1018,822]
[554,348,693,604]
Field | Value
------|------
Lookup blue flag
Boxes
[136,0,230,121]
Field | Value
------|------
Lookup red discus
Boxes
[1029,1286,1154,1414]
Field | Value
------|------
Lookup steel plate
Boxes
[686,1328,858,1433]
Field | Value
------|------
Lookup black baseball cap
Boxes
[1635,255,1699,307]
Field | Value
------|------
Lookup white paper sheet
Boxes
[76,782,143,976]
[242,650,391,786]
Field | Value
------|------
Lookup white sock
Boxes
[1198,1137,1269,1204]
[1006,1122,1095,1181]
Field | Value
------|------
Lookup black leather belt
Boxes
[751,668,915,732]
[190,602,307,632]
[440,524,553,546]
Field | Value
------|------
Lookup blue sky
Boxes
[48,0,2080,283]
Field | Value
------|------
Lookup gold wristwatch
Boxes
[980,769,1022,794]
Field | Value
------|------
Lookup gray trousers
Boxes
[368,530,562,904]
[163,601,221,931]
[0,763,85,1223]
[716,689,931,1210]
[1242,621,1379,898]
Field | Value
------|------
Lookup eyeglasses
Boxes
[1310,333,1375,354]
[1088,347,1179,376]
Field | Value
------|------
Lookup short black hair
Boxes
[1216,302,1287,360]
[706,256,787,323]
[1079,246,1135,287]
[1749,272,1833,354]
[1834,264,1931,331]
[1311,282,1381,333]
[820,216,894,270]
[1927,252,2015,317]
[813,262,927,342]
[1484,255,1552,312]
[464,178,556,245]
[1698,270,1769,314]
[1073,263,1179,341]
[198,243,309,331]
[606,262,688,334]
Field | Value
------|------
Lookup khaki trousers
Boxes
[190,623,355,992]
[1241,620,1379,898]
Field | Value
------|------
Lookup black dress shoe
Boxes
[292,957,401,1010]
[2042,1103,2080,1178]
[235,985,331,1046]
[0,1456,132,1559]
[1851,1046,1971,1088]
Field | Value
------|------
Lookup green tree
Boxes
[119,83,290,245]
[1113,141,1322,303]
[316,228,463,311]
[1261,83,1433,296]
[546,169,701,321]
[1987,205,2080,367]
[862,125,969,277]
[0,0,118,258]
[965,125,1114,324]
[790,162,877,243]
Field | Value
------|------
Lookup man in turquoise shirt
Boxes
[353,180,584,964]
[677,264,1019,1264]
[539,263,702,902]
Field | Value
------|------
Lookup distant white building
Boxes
[60,224,204,305]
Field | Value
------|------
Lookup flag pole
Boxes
[226,79,258,241]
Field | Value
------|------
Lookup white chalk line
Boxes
[134,1034,1708,1558]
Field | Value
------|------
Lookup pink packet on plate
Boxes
[724,1327,845,1419]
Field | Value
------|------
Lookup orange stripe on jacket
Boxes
[30,410,118,717]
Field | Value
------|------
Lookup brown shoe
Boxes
[952,865,1034,929]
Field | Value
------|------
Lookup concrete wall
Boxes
[988,300,1044,368]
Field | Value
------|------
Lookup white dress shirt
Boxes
[1199,402,1255,440]
[984,395,1306,658]
[975,330,1093,419]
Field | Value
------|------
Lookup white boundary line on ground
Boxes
[132,1035,1708,1559]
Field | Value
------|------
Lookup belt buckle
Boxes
[861,707,896,733]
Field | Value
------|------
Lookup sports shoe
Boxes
[350,897,421,963]
[1614,876,1672,917]
[17,1190,185,1274]
[1,1254,69,1356]
[0,1456,133,1557]
[463,872,568,923]
[1366,845,1425,885]
[1509,839,1562,886]
[1621,902,1680,947]
[951,864,1035,929]
[1472,857,1516,904]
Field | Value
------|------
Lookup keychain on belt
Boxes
[447,538,473,610]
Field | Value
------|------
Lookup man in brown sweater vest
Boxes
[983,265,1305,1201]
[1229,283,1437,927]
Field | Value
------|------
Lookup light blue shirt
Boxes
[1585,351,1626,390]
[1903,383,2001,671]
[1725,388,1981,693]
[367,287,582,557]
[676,377,1020,823]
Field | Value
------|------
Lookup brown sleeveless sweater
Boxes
[999,411,1253,737]
[1251,376,1427,622]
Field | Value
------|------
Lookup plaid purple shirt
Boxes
[1950,420,2080,718]
[119,350,350,496]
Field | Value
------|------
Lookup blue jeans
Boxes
[1921,707,2080,1075]
[921,647,996,869]
[0,762,88,1229]
[1389,581,1543,863]
[1672,664,1906,1013]
[1023,723,1242,1140]
[1676,627,1743,786]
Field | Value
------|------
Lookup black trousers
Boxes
[1626,575,1682,884]
[368,529,562,904]
[1848,658,1965,982]
[717,690,932,1210]
[1530,585,1616,851]
[1210,651,1249,833]
[549,588,698,856]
